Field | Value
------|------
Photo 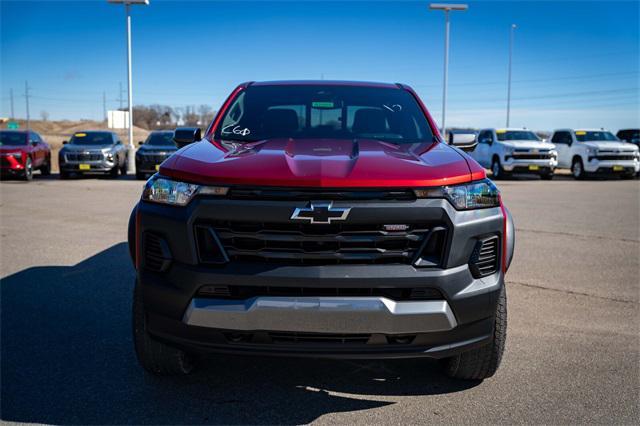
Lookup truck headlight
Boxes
[587,147,598,156]
[414,179,501,210]
[141,175,228,206]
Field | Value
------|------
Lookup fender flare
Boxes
[504,207,515,271]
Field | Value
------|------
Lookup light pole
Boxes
[506,24,516,128]
[108,0,149,173]
[429,3,468,139]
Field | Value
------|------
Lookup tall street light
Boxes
[429,3,468,139]
[108,0,149,173]
[506,24,516,127]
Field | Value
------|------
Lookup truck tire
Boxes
[40,157,51,176]
[22,157,33,181]
[491,158,507,180]
[443,286,507,380]
[132,279,195,376]
[571,157,585,180]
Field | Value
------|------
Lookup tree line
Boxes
[130,104,217,130]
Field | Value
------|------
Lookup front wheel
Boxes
[491,158,507,180]
[442,286,507,380]
[571,158,586,180]
[133,279,195,375]
[22,157,33,181]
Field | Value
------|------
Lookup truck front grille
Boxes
[65,153,104,162]
[511,153,552,160]
[196,221,446,266]
[595,155,636,161]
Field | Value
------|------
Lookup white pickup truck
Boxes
[469,128,557,180]
[550,129,640,179]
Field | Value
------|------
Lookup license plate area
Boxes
[79,164,90,170]
[528,165,540,171]
[613,165,624,172]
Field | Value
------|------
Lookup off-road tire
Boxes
[443,286,507,380]
[132,279,195,376]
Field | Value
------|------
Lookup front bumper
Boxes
[132,195,514,359]
[502,157,557,172]
[60,160,115,173]
[583,159,640,173]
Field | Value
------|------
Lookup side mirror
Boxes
[173,127,202,148]
[138,141,144,146]
[31,140,38,146]
[62,140,68,145]
[450,133,478,152]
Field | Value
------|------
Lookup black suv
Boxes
[135,131,178,180]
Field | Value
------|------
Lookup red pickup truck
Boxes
[129,81,515,380]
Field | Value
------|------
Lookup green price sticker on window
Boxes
[312,101,335,109]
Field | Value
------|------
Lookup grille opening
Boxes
[268,332,372,345]
[386,335,417,345]
[194,225,229,264]
[198,221,445,266]
[143,232,172,272]
[469,235,500,278]
[196,285,444,301]
[413,227,447,267]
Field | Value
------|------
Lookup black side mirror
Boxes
[173,127,202,148]
[450,133,478,152]
[138,141,144,146]
[62,140,68,145]
[31,140,38,146]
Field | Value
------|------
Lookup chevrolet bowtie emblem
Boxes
[291,202,351,224]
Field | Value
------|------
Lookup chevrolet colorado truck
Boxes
[128,81,515,380]
[470,128,557,180]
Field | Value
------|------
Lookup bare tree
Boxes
[40,110,50,121]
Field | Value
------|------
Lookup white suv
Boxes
[550,129,640,179]
[470,128,557,180]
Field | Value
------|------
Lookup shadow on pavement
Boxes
[1,243,478,425]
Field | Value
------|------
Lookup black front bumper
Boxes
[130,195,513,359]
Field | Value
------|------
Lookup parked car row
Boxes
[451,128,640,180]
[0,129,179,181]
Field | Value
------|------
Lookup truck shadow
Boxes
[1,243,479,425]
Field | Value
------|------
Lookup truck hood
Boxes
[501,140,556,150]
[580,141,639,152]
[161,138,482,188]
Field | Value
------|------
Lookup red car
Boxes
[129,81,514,380]
[0,130,52,180]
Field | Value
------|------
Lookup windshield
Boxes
[575,131,618,142]
[496,130,540,141]
[69,132,113,145]
[214,85,434,144]
[146,132,175,146]
[0,131,28,146]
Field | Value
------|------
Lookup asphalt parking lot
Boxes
[1,174,638,424]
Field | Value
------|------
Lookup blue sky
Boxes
[1,0,638,131]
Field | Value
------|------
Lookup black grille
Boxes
[199,221,444,265]
[595,155,636,161]
[143,232,172,272]
[140,153,171,163]
[469,235,499,278]
[65,153,103,161]
[197,285,443,301]
[228,187,416,201]
[268,332,371,345]
[511,153,552,160]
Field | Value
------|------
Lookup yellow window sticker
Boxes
[75,133,87,137]
[496,129,506,134]
[575,131,586,135]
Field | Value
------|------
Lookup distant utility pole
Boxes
[119,82,124,109]
[10,88,14,119]
[429,3,469,138]
[24,81,31,129]
[506,24,516,127]
[103,91,107,121]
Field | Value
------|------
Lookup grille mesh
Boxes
[469,236,499,278]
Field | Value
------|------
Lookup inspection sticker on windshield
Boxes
[496,129,506,134]
[75,133,86,137]
[312,101,334,109]
[575,131,586,135]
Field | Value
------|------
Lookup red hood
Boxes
[161,138,484,188]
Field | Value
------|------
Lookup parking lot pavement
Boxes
[1,175,638,424]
